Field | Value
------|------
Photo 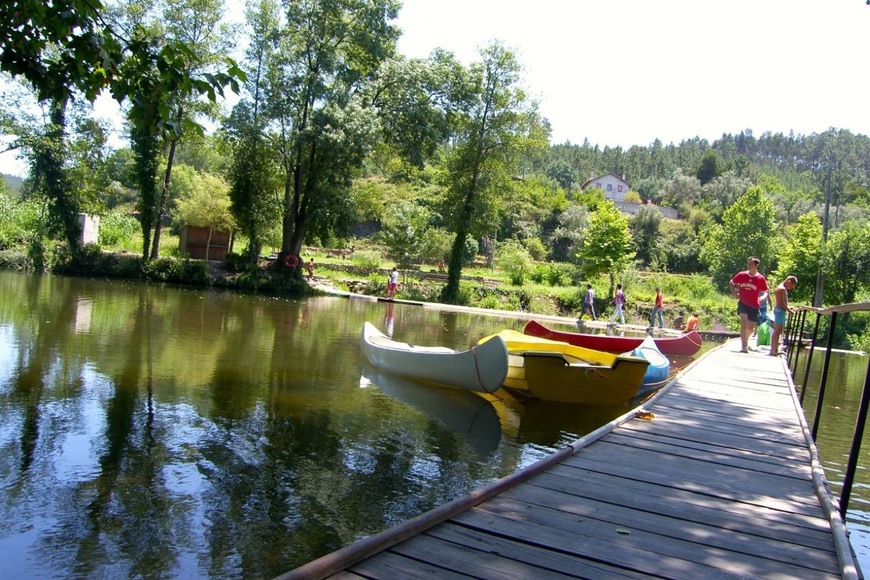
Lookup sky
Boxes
[2,0,868,177]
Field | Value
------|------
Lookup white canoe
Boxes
[360,322,509,393]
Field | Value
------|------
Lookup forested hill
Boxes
[2,174,23,193]
[542,128,870,198]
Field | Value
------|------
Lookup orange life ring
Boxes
[284,254,300,268]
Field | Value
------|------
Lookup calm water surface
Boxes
[796,348,870,574]
[0,271,637,578]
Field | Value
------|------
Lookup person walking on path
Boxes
[306,258,315,280]
[610,284,626,325]
[579,284,596,320]
[386,267,399,300]
[649,287,664,329]
[770,275,798,356]
[729,256,769,353]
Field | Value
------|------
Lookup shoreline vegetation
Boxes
[1,239,750,334]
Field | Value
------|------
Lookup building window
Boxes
[618,185,623,192]
[607,184,612,191]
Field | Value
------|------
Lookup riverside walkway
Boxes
[282,340,859,579]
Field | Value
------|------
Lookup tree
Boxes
[630,205,663,269]
[263,0,400,274]
[700,186,777,289]
[547,203,588,262]
[147,0,239,259]
[696,150,723,185]
[441,42,548,303]
[659,168,701,213]
[223,0,281,263]
[579,200,634,292]
[773,212,822,303]
[379,200,432,265]
[822,220,870,306]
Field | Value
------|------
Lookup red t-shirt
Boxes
[731,270,768,307]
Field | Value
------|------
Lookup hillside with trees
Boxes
[1,0,869,347]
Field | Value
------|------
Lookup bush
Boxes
[99,212,140,247]
[524,237,547,261]
[495,240,533,286]
[352,250,382,271]
[143,257,210,285]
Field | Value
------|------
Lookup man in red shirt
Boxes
[729,256,769,353]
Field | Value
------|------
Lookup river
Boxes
[1,271,867,577]
[0,272,637,578]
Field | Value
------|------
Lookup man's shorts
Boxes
[737,301,759,323]
[774,305,787,326]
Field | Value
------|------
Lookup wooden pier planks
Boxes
[289,343,854,579]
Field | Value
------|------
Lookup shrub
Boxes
[352,250,382,271]
[524,237,547,261]
[99,212,140,247]
[494,240,533,286]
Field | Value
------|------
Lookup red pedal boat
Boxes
[524,320,702,357]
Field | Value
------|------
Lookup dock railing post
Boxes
[840,356,870,519]
[788,309,807,372]
[799,313,822,405]
[811,312,838,441]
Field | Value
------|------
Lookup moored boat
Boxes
[524,320,702,356]
[360,322,509,393]
[625,335,670,386]
[479,330,649,405]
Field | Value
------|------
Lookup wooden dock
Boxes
[281,342,859,579]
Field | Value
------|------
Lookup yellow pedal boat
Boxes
[479,330,649,405]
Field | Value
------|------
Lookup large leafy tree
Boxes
[629,205,663,269]
[822,220,870,306]
[226,0,281,263]
[262,0,400,272]
[701,186,777,289]
[1,0,243,259]
[579,200,634,292]
[773,212,822,303]
[441,42,547,303]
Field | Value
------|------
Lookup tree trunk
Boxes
[151,132,180,260]
[205,226,212,262]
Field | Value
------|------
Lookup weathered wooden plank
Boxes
[499,482,839,572]
[616,421,810,464]
[562,446,824,513]
[623,405,806,444]
[601,432,812,479]
[345,550,474,579]
[391,530,581,579]
[451,506,742,579]
[424,522,649,579]
[458,498,839,579]
[527,468,834,540]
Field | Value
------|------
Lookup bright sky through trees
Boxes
[2,0,868,176]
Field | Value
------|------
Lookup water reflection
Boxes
[796,349,870,573]
[359,366,503,456]
[1,271,647,578]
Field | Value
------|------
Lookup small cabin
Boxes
[179,225,231,261]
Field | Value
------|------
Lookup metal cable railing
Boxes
[787,302,870,518]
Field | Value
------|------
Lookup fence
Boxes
[786,302,870,518]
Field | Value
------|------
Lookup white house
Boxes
[580,172,631,202]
